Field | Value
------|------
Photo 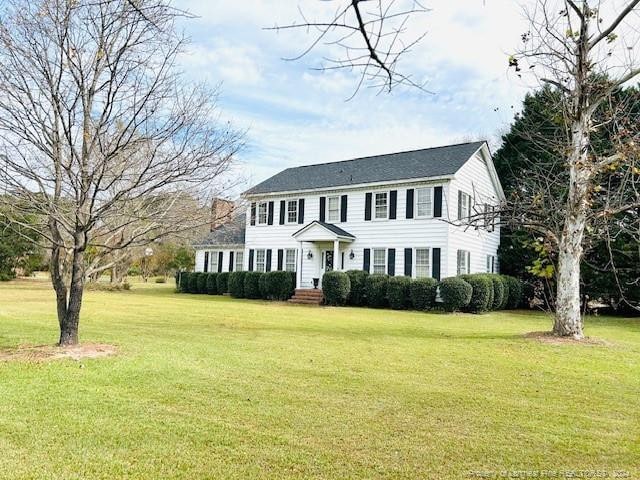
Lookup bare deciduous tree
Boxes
[281,0,640,339]
[0,0,242,345]
[268,0,430,98]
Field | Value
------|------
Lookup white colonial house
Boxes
[193,141,505,291]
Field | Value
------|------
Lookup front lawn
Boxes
[0,279,638,479]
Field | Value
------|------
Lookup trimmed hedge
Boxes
[504,275,523,309]
[206,272,218,295]
[365,274,389,308]
[244,271,263,299]
[196,273,208,294]
[176,271,188,292]
[387,276,412,310]
[461,274,493,313]
[322,271,351,306]
[498,275,511,309]
[217,272,230,294]
[409,277,438,310]
[186,272,199,293]
[256,271,294,300]
[488,275,505,310]
[439,277,472,312]
[345,270,369,306]
[228,271,247,298]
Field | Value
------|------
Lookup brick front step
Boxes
[289,289,323,305]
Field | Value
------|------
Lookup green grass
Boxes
[0,278,638,479]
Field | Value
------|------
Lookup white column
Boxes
[297,241,303,289]
[333,239,340,271]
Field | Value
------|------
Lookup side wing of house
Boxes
[446,144,504,276]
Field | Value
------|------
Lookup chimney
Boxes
[211,198,235,232]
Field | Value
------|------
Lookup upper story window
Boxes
[373,248,386,274]
[256,249,266,272]
[327,196,340,222]
[416,187,433,217]
[287,200,298,224]
[374,192,388,219]
[285,249,297,272]
[415,248,431,278]
[457,250,470,275]
[484,204,496,232]
[257,202,268,225]
[235,251,244,272]
[458,191,472,220]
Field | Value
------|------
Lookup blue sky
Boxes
[176,1,532,191]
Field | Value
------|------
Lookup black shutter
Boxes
[364,193,372,221]
[319,197,326,222]
[250,203,256,226]
[434,186,443,218]
[248,249,254,271]
[388,248,396,276]
[341,252,345,269]
[389,190,397,219]
[406,189,414,219]
[279,200,285,225]
[432,248,441,281]
[267,201,274,225]
[363,248,371,272]
[277,249,284,270]
[218,252,223,272]
[457,190,463,220]
[340,195,347,222]
[298,199,305,224]
[229,251,234,272]
[204,252,209,273]
[266,250,272,272]
[404,248,412,276]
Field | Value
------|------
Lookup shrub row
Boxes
[321,270,522,312]
[177,270,296,301]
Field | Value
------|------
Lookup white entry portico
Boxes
[292,221,355,288]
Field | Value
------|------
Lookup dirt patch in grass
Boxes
[0,343,117,362]
[524,331,612,346]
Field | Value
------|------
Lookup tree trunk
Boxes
[554,117,590,339]
[55,248,86,346]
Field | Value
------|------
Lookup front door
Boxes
[324,250,334,272]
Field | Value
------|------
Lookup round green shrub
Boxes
[460,274,493,313]
[345,270,369,306]
[244,271,263,299]
[498,275,511,309]
[364,274,389,308]
[217,272,230,294]
[387,276,412,310]
[487,274,505,310]
[187,272,200,293]
[409,277,438,310]
[439,277,472,312]
[205,273,218,294]
[322,271,351,306]
[260,271,295,300]
[228,271,247,298]
[196,272,208,294]
[154,276,166,284]
[504,276,523,309]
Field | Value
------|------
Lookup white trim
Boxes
[255,249,266,272]
[326,195,340,223]
[286,199,298,224]
[292,221,355,242]
[257,201,268,226]
[243,174,455,199]
[193,243,244,249]
[372,248,387,274]
[373,191,389,221]
[414,247,432,278]
[477,143,506,202]
[414,186,434,218]
[235,250,244,272]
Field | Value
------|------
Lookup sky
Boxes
[175,1,534,192]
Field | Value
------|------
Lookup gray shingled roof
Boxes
[193,213,245,247]
[245,141,486,195]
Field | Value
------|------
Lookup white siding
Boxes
[446,150,501,276]
[244,180,451,287]
[194,248,244,273]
